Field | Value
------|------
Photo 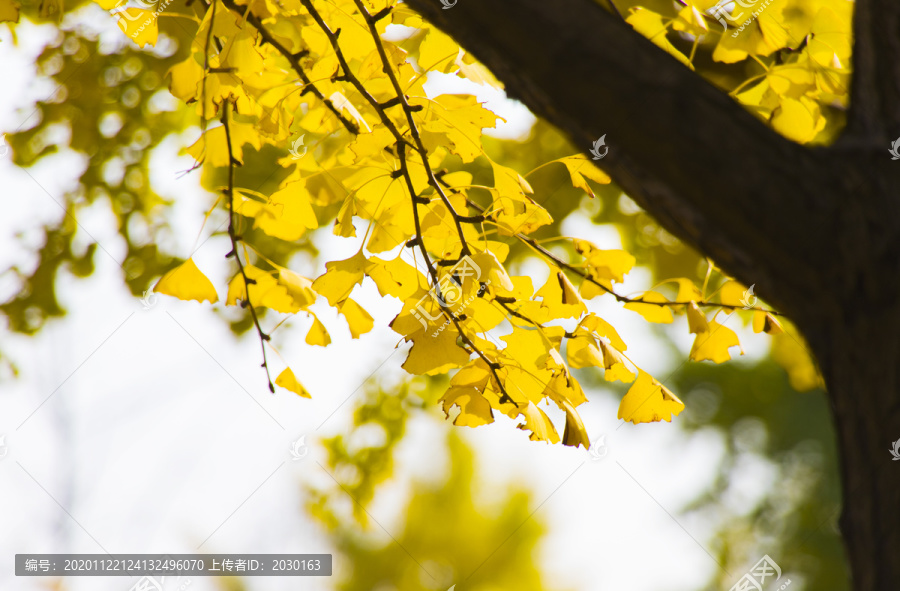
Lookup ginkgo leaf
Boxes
[111,8,158,48]
[579,314,628,351]
[168,55,203,103]
[771,96,825,143]
[597,340,636,383]
[718,280,750,307]
[0,0,19,23]
[155,259,218,304]
[440,386,495,427]
[338,298,374,339]
[574,240,635,284]
[624,292,673,323]
[312,251,369,307]
[305,314,331,347]
[556,154,611,197]
[367,256,423,301]
[753,310,784,334]
[516,402,560,443]
[558,398,590,449]
[537,271,587,318]
[402,325,471,376]
[626,8,694,70]
[277,268,317,309]
[226,266,298,314]
[275,367,312,398]
[618,370,684,424]
[566,334,604,369]
[690,318,743,363]
[687,301,709,334]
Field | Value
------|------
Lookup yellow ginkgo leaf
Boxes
[537,271,587,318]
[402,325,471,376]
[556,154,611,198]
[0,0,20,23]
[516,401,560,443]
[718,280,750,307]
[155,259,218,304]
[566,334,604,369]
[367,256,423,300]
[597,340,636,383]
[771,96,824,144]
[305,314,331,347]
[753,310,784,334]
[557,398,590,449]
[112,8,158,48]
[626,8,694,70]
[618,370,684,424]
[277,268,317,309]
[690,318,743,363]
[440,386,495,427]
[687,301,709,334]
[275,367,312,398]
[579,314,628,351]
[226,266,297,314]
[167,55,203,103]
[312,251,369,307]
[338,298,374,339]
[624,292,674,323]
[574,240,635,284]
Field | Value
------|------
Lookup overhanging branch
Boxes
[404,0,849,315]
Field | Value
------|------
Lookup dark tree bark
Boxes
[403,0,900,588]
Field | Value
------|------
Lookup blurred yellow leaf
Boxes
[624,292,674,323]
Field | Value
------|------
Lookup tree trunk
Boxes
[403,0,900,588]
[801,284,900,590]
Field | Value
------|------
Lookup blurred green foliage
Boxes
[308,380,558,591]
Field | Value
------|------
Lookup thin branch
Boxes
[351,0,472,256]
[222,102,275,393]
[219,0,360,135]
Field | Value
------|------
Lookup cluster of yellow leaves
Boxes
[137,0,805,444]
[626,0,853,144]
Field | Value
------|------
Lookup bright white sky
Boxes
[0,7,782,591]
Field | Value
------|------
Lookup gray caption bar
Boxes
[16,554,332,576]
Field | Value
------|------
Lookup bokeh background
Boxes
[0,4,847,590]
